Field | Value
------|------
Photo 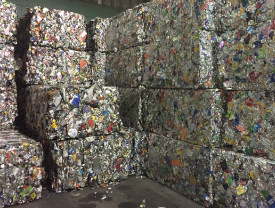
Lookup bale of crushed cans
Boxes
[92,47,143,87]
[141,89,224,147]
[132,131,148,177]
[211,148,275,208]
[215,0,275,90]
[86,5,147,52]
[192,30,216,89]
[87,0,216,89]
[222,90,275,160]
[0,44,18,88]
[144,0,191,44]
[19,85,122,141]
[49,138,86,192]
[104,46,143,88]
[83,132,135,184]
[0,131,45,207]
[17,6,87,50]
[49,131,135,192]
[20,46,92,85]
[19,84,143,141]
[0,86,17,130]
[144,133,212,207]
[117,87,142,131]
[141,40,191,88]
[9,2,275,208]
[0,0,17,44]
[105,5,146,52]
[86,18,110,52]
[0,0,18,132]
[141,28,215,89]
[143,0,215,43]
[92,47,142,88]
[91,52,106,85]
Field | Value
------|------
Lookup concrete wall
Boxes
[8,0,124,22]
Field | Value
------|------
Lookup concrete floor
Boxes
[14,177,204,208]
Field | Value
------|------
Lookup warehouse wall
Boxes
[102,0,150,10]
[75,0,150,10]
[8,0,124,22]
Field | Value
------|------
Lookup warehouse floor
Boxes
[14,177,204,208]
